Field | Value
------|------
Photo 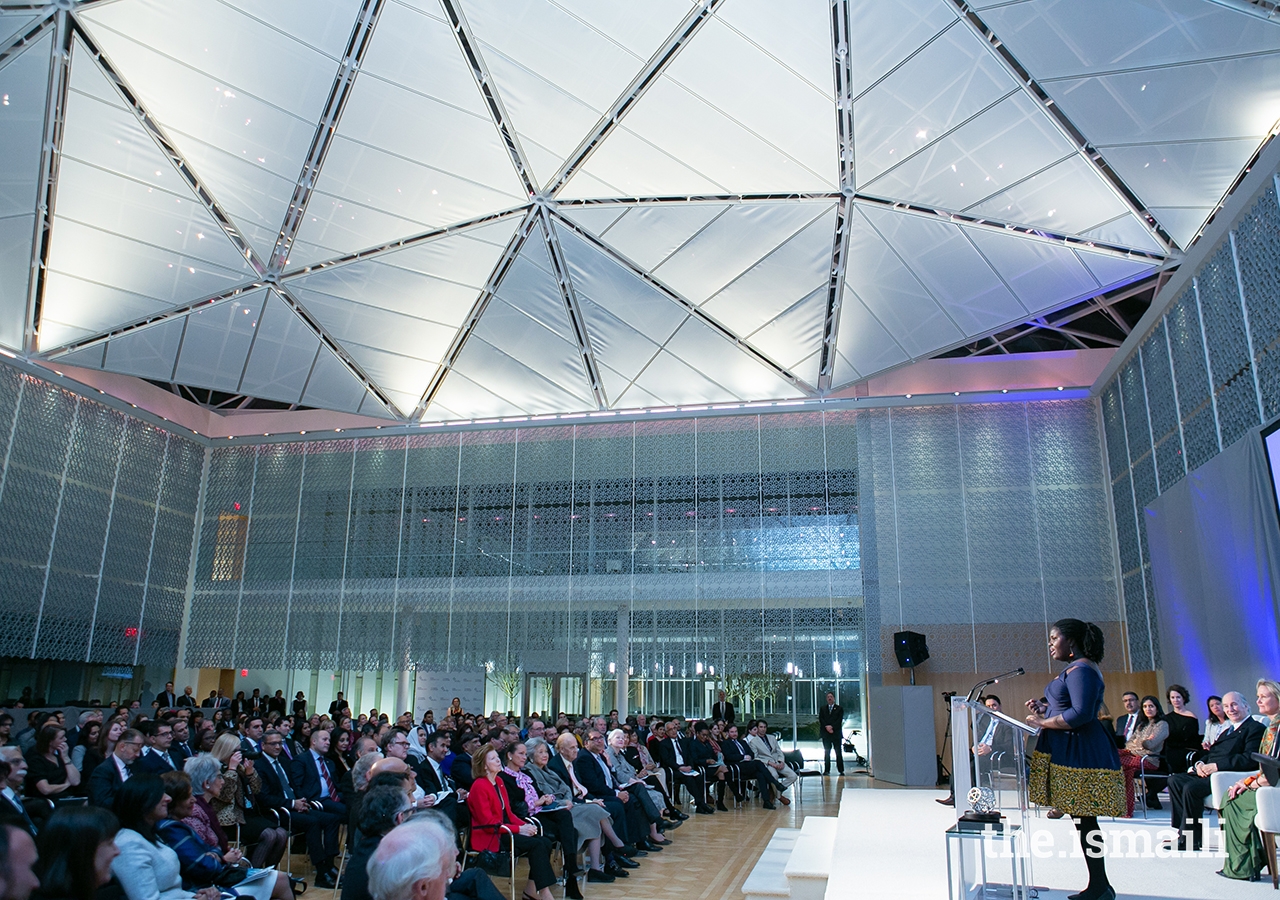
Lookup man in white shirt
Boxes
[89,728,142,807]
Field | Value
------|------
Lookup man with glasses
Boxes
[382,728,411,762]
[573,731,646,861]
[256,728,343,888]
[88,727,142,807]
[654,720,713,815]
[133,720,177,774]
[450,733,483,790]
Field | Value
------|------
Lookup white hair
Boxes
[352,750,381,791]
[606,728,625,745]
[367,814,454,900]
[184,753,222,794]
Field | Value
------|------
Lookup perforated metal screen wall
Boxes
[1101,175,1280,672]
[0,366,203,666]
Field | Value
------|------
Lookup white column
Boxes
[396,669,412,718]
[616,603,629,720]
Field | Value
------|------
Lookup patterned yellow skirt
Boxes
[1029,750,1126,817]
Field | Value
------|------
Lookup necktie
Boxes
[1125,716,1135,740]
[5,791,35,835]
[273,758,295,801]
[318,756,338,801]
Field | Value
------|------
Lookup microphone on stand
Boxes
[966,668,1025,702]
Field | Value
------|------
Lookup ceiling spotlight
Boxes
[1057,386,1064,391]
[905,394,912,399]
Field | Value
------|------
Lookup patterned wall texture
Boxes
[858,399,1122,676]
[0,364,204,666]
[1101,175,1280,671]
[185,413,864,683]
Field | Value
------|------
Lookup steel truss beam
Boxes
[268,0,384,273]
[544,0,725,197]
[537,206,607,409]
[23,8,70,353]
[0,13,53,70]
[413,208,542,419]
[550,211,817,398]
[948,0,1173,253]
[818,0,855,393]
[279,205,529,279]
[440,0,536,197]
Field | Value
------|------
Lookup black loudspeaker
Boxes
[894,631,930,668]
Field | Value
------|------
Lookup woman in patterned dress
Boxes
[1026,619,1125,900]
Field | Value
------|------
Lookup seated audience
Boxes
[652,721,712,815]
[525,737,623,883]
[720,724,785,808]
[1204,695,1230,749]
[687,723,731,811]
[1219,679,1280,881]
[1119,696,1167,817]
[69,723,101,778]
[254,729,341,889]
[573,732,647,855]
[450,735,482,791]
[1166,690,1265,851]
[24,726,79,800]
[110,774,220,900]
[745,720,797,799]
[132,722,177,776]
[466,744,557,900]
[155,771,290,900]
[497,743,582,898]
[604,730,674,839]
[186,754,285,870]
[0,751,36,837]
[31,805,119,900]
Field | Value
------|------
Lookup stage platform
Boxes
[815,787,1259,900]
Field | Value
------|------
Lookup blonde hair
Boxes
[210,732,242,764]
[1258,679,1280,709]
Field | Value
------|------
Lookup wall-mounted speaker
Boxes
[894,631,929,668]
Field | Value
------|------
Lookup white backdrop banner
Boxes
[413,670,485,721]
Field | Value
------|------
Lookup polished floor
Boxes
[298,775,857,900]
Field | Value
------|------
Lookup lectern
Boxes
[949,696,1039,818]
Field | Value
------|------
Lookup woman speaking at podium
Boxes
[1025,619,1125,900]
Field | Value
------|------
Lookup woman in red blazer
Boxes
[467,744,559,900]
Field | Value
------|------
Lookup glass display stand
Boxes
[945,823,1034,900]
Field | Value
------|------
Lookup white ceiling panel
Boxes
[565,3,838,197]
[628,348,742,406]
[557,204,628,237]
[1075,248,1160,289]
[101,317,185,382]
[978,0,1280,80]
[1146,207,1215,251]
[0,33,49,351]
[858,203,1025,335]
[1046,55,1280,147]
[842,207,962,359]
[965,154,1134,239]
[663,317,804,400]
[1083,214,1166,255]
[299,342,371,414]
[1100,138,1260,216]
[850,0,956,94]
[854,21,1016,186]
[586,203,729,270]
[701,208,835,337]
[652,202,831,305]
[79,0,363,259]
[745,286,826,382]
[237,291,320,404]
[719,0,835,98]
[0,32,47,219]
[42,40,258,350]
[171,289,269,391]
[358,391,400,419]
[286,219,519,411]
[461,0,693,185]
[835,286,910,383]
[443,332,594,415]
[556,222,688,346]
[863,92,1074,212]
[963,226,1099,314]
[0,214,33,351]
[574,294,662,396]
[287,4,528,265]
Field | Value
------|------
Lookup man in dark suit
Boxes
[89,728,143,808]
[328,693,350,718]
[1167,691,1265,850]
[574,731,645,858]
[1113,691,1141,748]
[201,691,217,708]
[257,728,342,888]
[239,715,265,758]
[415,731,464,825]
[267,691,287,717]
[168,717,193,767]
[176,686,196,708]
[132,720,177,775]
[711,691,735,724]
[818,692,845,775]
[654,721,713,814]
[155,682,178,709]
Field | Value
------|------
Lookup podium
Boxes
[949,697,1039,819]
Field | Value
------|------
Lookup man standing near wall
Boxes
[818,692,844,776]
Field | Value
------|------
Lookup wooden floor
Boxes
[302,775,866,900]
